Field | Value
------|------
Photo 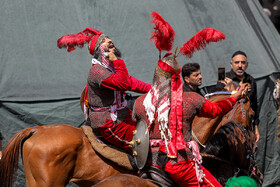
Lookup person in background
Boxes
[216,50,260,142]
[259,0,280,33]
[181,62,203,96]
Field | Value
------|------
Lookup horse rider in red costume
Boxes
[57,28,152,154]
[133,12,249,187]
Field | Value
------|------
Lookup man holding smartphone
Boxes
[216,50,260,142]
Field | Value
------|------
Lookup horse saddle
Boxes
[140,166,179,187]
[81,125,137,171]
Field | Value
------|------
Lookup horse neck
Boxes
[193,94,252,146]
[192,95,230,146]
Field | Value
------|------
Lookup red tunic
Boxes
[133,91,236,186]
[87,59,151,154]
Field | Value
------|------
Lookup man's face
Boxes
[184,70,202,88]
[230,54,248,77]
[101,37,121,58]
[101,38,115,53]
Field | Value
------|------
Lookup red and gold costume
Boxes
[87,58,151,153]
[134,61,236,187]
[57,27,151,154]
[133,11,232,186]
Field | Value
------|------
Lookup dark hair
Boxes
[181,63,200,78]
[232,50,247,58]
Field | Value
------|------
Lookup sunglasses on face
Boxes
[233,61,247,65]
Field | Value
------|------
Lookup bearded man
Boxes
[57,28,151,154]
[216,50,260,142]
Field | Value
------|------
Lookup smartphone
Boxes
[218,67,226,81]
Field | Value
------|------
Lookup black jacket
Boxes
[216,69,259,126]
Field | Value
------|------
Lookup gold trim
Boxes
[156,66,172,78]
[225,99,233,108]
[203,177,216,187]
[167,154,177,158]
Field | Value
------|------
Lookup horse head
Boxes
[220,82,255,131]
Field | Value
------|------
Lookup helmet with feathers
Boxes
[148,11,226,158]
[150,11,225,77]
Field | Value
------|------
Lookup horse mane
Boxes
[201,121,236,157]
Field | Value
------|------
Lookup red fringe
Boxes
[179,28,225,58]
[150,11,175,52]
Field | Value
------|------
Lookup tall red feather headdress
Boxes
[150,11,175,58]
[149,12,226,158]
[57,28,103,55]
[179,28,225,58]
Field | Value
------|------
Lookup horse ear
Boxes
[179,28,225,58]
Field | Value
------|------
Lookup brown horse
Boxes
[201,121,263,186]
[0,124,136,187]
[92,174,158,187]
[0,91,254,187]
[192,93,254,150]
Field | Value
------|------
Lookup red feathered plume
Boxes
[179,28,225,58]
[150,11,175,52]
[57,32,91,52]
[57,28,102,53]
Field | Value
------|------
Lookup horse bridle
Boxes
[228,98,246,120]
[193,98,248,149]
[231,123,257,176]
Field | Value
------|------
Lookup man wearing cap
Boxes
[58,28,152,154]
[216,50,260,142]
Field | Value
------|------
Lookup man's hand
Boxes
[231,84,248,100]
[219,77,233,91]
[106,51,118,63]
[255,125,260,143]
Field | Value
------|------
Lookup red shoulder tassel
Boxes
[179,28,225,58]
[150,11,175,52]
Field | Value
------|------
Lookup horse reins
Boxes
[230,123,257,178]
[192,130,206,148]
[228,98,246,120]
[192,97,247,149]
